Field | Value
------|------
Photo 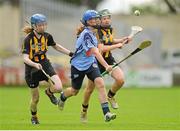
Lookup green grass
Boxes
[0,86,180,130]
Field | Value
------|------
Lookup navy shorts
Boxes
[25,59,56,88]
[71,63,101,90]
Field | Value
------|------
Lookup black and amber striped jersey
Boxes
[22,31,56,62]
[97,27,114,58]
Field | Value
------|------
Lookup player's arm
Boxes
[113,37,128,44]
[52,44,73,57]
[89,47,112,71]
[47,34,73,57]
[97,33,127,52]
[98,41,125,53]
[96,31,116,53]
[23,54,42,70]
[83,33,112,71]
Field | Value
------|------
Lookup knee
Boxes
[116,78,125,86]
[50,76,63,92]
[85,87,94,95]
[53,84,62,92]
[71,88,79,96]
[95,78,105,89]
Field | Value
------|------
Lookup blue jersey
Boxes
[71,27,98,71]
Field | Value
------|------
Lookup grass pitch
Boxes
[0,86,180,130]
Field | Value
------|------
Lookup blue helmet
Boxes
[81,10,98,25]
[30,14,47,27]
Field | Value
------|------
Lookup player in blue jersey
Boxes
[80,9,132,123]
[57,10,116,122]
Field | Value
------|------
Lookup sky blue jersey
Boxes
[71,27,98,71]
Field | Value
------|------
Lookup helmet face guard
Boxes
[81,10,98,26]
[30,14,47,28]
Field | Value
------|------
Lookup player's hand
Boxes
[122,37,128,42]
[126,36,132,44]
[105,65,113,73]
[122,36,132,44]
[34,63,42,70]
[117,42,126,49]
[69,52,74,57]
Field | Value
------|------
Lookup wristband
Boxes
[69,52,74,57]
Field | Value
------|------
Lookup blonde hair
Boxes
[76,23,85,36]
[22,26,33,34]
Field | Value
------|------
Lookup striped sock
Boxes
[82,104,88,112]
[31,110,37,117]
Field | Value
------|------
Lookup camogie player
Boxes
[57,10,116,122]
[21,14,73,124]
[80,9,132,122]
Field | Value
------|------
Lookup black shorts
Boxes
[25,59,56,88]
[71,63,101,90]
[97,56,117,73]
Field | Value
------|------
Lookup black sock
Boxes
[31,110,37,116]
[82,104,88,112]
[108,89,115,98]
[60,92,67,102]
[49,88,53,94]
[101,102,110,115]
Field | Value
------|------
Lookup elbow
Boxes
[23,58,28,64]
[52,45,58,50]
[102,47,109,52]
[91,48,99,56]
[93,51,98,57]
[23,55,29,63]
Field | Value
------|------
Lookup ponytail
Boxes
[76,23,85,36]
[22,26,33,34]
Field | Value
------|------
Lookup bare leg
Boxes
[49,74,63,93]
[94,77,107,104]
[107,67,124,109]
[30,87,39,113]
[110,67,124,94]
[30,87,40,124]
[80,79,95,123]
[94,77,116,122]
[45,74,63,105]
[82,79,95,106]
[58,87,79,110]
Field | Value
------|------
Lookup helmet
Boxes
[81,10,98,25]
[30,14,47,27]
[98,9,111,17]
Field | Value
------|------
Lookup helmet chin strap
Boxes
[34,29,44,35]
[92,25,100,29]
[33,30,44,38]
[32,24,44,35]
[101,25,111,29]
[85,21,100,29]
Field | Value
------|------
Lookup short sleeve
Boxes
[22,38,30,54]
[47,34,56,46]
[83,33,96,51]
